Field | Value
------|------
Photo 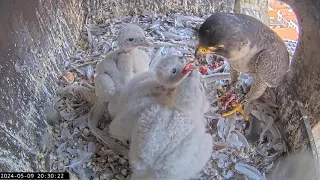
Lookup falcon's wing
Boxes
[255,47,289,87]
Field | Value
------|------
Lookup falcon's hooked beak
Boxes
[194,45,225,60]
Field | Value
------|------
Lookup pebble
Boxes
[83,127,90,136]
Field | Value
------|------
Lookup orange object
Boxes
[60,71,74,84]
[283,14,297,21]
[272,3,286,11]
[268,10,278,19]
[279,9,290,16]
[273,27,298,41]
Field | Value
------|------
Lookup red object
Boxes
[60,71,74,84]
[224,94,236,108]
[219,93,238,108]
[210,62,221,70]
[196,55,204,61]
[199,66,208,75]
[182,62,195,74]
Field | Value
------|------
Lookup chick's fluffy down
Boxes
[129,103,212,180]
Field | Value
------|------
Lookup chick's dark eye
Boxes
[172,68,177,74]
[128,38,134,42]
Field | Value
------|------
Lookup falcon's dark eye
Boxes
[172,68,177,74]
[128,38,134,42]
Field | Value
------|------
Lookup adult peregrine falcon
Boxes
[195,12,290,119]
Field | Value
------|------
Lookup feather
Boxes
[227,133,243,150]
[42,132,52,151]
[235,163,266,180]
[258,115,274,145]
[235,131,250,148]
[66,149,93,169]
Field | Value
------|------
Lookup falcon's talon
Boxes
[218,89,227,96]
[217,95,227,106]
[216,89,228,106]
[221,103,249,121]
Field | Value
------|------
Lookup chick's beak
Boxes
[182,61,195,75]
[138,39,151,47]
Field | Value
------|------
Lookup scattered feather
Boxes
[235,163,266,180]
[42,132,52,151]
[66,149,94,169]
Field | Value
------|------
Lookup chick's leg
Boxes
[222,76,267,120]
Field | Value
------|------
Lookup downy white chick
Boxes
[108,54,212,180]
[175,69,211,116]
[94,23,151,118]
[129,57,213,180]
[108,54,194,143]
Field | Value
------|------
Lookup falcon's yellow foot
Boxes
[222,103,249,121]
[218,89,227,95]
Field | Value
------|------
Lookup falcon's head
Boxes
[194,13,250,61]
